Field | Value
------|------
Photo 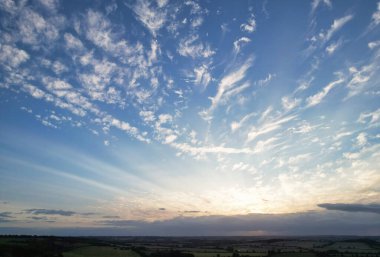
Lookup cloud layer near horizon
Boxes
[1,208,379,236]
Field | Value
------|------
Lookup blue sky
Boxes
[0,0,380,236]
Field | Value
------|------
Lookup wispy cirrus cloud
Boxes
[306,77,344,107]
[311,0,331,14]
[305,14,353,57]
[247,115,297,143]
[233,37,251,53]
[326,40,342,55]
[369,2,380,29]
[322,15,353,43]
[172,142,255,156]
[208,56,254,112]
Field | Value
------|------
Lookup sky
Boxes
[0,0,380,236]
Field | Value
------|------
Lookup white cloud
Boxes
[368,40,380,49]
[231,162,256,173]
[41,119,57,128]
[326,40,342,55]
[292,121,316,134]
[164,134,177,144]
[46,80,72,91]
[232,162,249,171]
[156,0,168,8]
[0,44,29,68]
[253,137,278,153]
[79,73,109,102]
[306,77,344,107]
[371,2,380,27]
[17,8,63,46]
[311,0,331,14]
[345,63,377,99]
[135,90,152,104]
[83,10,114,50]
[305,15,352,57]
[358,109,380,124]
[40,77,102,115]
[191,17,203,28]
[172,143,254,156]
[334,131,353,141]
[23,84,47,99]
[51,61,68,74]
[233,37,251,53]
[105,2,118,14]
[210,57,254,110]
[281,96,301,111]
[157,114,173,124]
[132,0,166,36]
[140,110,156,123]
[178,35,215,59]
[222,81,251,102]
[103,115,148,142]
[193,65,212,86]
[0,0,18,14]
[258,106,273,123]
[82,10,144,65]
[356,133,367,147]
[22,84,87,117]
[288,153,311,165]
[149,40,160,64]
[64,33,84,50]
[343,152,360,160]
[230,112,257,132]
[295,78,314,93]
[322,15,353,43]
[257,73,275,87]
[240,15,256,33]
[76,57,126,106]
[37,0,59,12]
[247,115,296,142]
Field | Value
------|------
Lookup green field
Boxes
[63,246,141,257]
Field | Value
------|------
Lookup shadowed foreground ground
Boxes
[0,235,379,257]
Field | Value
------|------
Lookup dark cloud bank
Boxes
[1,203,379,236]
[318,203,380,214]
[24,209,77,216]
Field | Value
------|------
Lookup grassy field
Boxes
[63,246,141,257]
[185,253,232,257]
[270,253,317,257]
[185,252,267,257]
[324,242,378,253]
[0,237,29,245]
